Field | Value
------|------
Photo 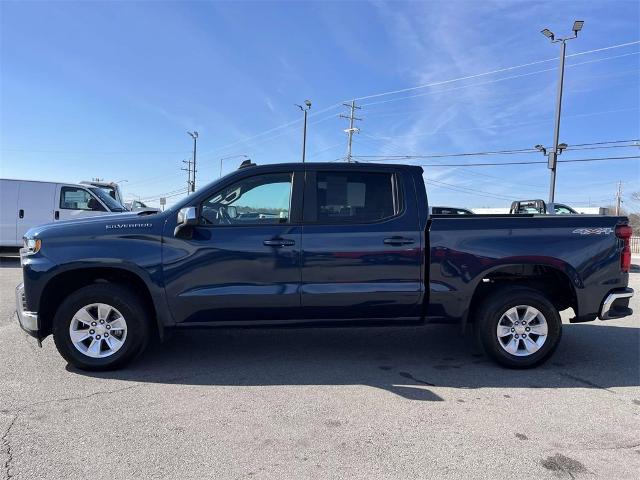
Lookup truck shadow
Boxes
[74,322,640,401]
[0,256,20,268]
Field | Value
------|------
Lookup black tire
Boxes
[476,286,562,368]
[53,284,150,371]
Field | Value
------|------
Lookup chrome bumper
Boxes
[600,288,634,320]
[15,282,39,334]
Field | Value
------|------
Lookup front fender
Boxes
[22,228,176,334]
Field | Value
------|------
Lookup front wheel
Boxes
[476,287,562,368]
[53,284,150,371]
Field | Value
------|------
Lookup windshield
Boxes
[89,187,127,212]
[92,184,117,200]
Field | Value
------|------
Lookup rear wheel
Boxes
[476,287,562,368]
[53,284,149,370]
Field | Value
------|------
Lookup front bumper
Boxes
[599,287,634,320]
[15,282,39,338]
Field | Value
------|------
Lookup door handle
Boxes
[383,236,415,246]
[263,238,295,247]
[54,211,59,220]
[18,209,24,219]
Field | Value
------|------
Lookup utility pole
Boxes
[539,20,584,203]
[295,100,312,162]
[340,100,362,162]
[181,158,193,193]
[187,131,198,192]
[616,181,623,215]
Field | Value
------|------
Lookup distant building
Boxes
[573,207,610,215]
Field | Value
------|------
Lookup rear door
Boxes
[16,181,56,241]
[300,167,422,320]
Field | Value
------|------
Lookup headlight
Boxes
[23,238,42,255]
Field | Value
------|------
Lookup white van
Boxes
[0,179,127,247]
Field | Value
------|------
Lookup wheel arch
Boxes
[38,266,163,340]
[464,262,579,329]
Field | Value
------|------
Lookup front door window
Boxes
[200,173,292,225]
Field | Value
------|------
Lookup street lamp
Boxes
[539,20,584,203]
[219,154,250,178]
[187,131,198,192]
[295,99,312,163]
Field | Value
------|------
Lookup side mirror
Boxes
[174,206,198,236]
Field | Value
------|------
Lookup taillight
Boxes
[616,224,633,273]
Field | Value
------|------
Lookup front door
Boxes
[163,169,303,324]
[55,185,109,221]
[300,168,422,320]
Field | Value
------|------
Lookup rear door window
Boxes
[315,171,398,223]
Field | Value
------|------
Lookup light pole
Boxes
[540,20,584,203]
[219,154,250,178]
[295,100,312,162]
[187,131,198,192]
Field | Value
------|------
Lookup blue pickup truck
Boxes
[16,162,634,370]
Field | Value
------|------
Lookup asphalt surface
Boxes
[1,256,638,480]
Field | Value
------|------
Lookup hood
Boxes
[24,210,166,239]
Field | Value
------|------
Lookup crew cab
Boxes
[16,162,634,370]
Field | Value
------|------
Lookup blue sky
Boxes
[1,0,638,210]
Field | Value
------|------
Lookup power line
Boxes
[141,155,639,203]
[358,51,639,108]
[425,178,516,201]
[120,41,639,188]
[132,140,638,199]
[199,103,343,158]
[407,155,640,167]
[360,68,640,113]
[352,139,639,160]
[559,155,640,164]
[570,139,640,147]
[566,143,639,152]
[142,186,187,198]
[363,108,639,143]
[351,40,640,102]
[139,187,188,202]
[193,40,637,159]
[358,132,555,192]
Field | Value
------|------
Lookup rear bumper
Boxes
[599,287,634,320]
[15,282,39,337]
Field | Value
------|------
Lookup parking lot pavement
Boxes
[1,257,639,480]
